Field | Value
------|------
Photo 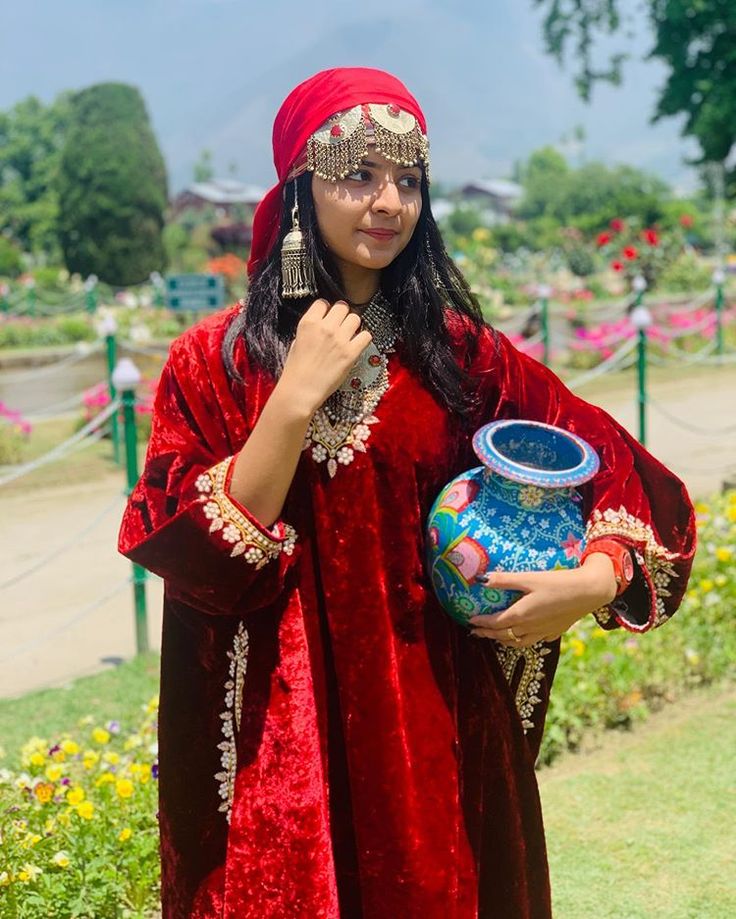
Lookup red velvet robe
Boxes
[118,305,695,918]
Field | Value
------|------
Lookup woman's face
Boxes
[311,148,423,277]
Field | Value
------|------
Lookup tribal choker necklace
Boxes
[303,292,400,478]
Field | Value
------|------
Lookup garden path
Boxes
[1,365,734,698]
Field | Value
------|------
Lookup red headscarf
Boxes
[247,67,427,277]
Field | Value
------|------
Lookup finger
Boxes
[305,298,330,319]
[476,570,537,593]
[340,311,363,336]
[348,329,373,355]
[323,300,350,327]
[469,596,534,630]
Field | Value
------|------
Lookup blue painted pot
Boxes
[426,419,600,626]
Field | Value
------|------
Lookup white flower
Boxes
[311,444,328,463]
[337,447,354,465]
[244,547,264,564]
[203,501,220,520]
[222,524,241,544]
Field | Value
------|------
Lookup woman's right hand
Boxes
[277,299,374,415]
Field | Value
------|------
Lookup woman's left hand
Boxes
[468,553,618,648]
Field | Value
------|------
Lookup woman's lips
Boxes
[361,229,398,240]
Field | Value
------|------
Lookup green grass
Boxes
[539,684,736,918]
[2,654,733,918]
[0,653,160,768]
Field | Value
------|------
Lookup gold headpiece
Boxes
[300,103,430,184]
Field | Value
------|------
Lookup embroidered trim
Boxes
[585,506,679,629]
[215,621,249,823]
[494,642,551,733]
[195,458,297,569]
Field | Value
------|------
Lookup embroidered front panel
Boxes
[586,505,679,628]
[195,458,297,569]
[494,642,552,733]
[215,621,249,823]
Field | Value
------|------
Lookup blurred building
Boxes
[171,179,266,220]
[459,179,523,223]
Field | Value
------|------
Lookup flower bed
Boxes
[0,699,160,916]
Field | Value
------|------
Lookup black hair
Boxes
[222,169,491,423]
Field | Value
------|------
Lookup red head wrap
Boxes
[247,67,427,278]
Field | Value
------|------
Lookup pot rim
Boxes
[472,419,600,487]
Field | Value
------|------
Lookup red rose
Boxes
[610,218,625,233]
[642,228,659,246]
[596,232,612,247]
[679,214,694,228]
[611,260,624,272]
[623,246,638,260]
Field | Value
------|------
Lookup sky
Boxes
[1,0,700,194]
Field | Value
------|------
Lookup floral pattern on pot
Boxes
[426,420,600,626]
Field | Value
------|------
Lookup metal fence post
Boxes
[630,275,651,447]
[112,357,149,655]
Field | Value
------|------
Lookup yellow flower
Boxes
[21,833,42,849]
[123,734,143,751]
[145,695,159,715]
[77,715,94,727]
[76,801,95,820]
[118,827,132,842]
[727,505,736,524]
[44,817,56,834]
[33,782,55,805]
[0,871,10,886]
[102,751,120,765]
[699,578,714,594]
[715,574,727,587]
[82,750,100,769]
[57,811,71,827]
[569,638,586,657]
[94,771,116,787]
[50,749,66,763]
[29,752,45,767]
[116,778,135,799]
[17,863,42,883]
[472,227,491,242]
[685,648,701,666]
[91,728,111,746]
[45,764,64,782]
[592,627,607,639]
[694,501,710,515]
[66,786,85,806]
[52,851,71,869]
[60,740,80,755]
[715,546,732,563]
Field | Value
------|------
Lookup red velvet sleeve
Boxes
[117,342,299,617]
[471,325,697,633]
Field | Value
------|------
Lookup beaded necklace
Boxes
[304,292,400,478]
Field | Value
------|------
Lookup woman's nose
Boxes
[371,179,402,215]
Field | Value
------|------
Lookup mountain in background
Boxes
[1,0,699,193]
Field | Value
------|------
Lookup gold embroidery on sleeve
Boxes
[195,458,297,569]
[215,620,249,823]
[585,506,679,627]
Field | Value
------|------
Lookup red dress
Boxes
[118,305,695,918]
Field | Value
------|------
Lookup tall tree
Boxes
[57,82,168,285]
[532,0,736,185]
[0,93,72,258]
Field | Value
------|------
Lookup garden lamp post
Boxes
[112,356,149,655]
[713,268,725,358]
[98,314,121,465]
[537,283,552,366]
[630,275,651,447]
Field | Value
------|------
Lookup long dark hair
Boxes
[222,170,490,422]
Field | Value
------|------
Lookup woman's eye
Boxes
[346,169,372,182]
[399,175,421,189]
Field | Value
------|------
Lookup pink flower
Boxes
[561,533,583,561]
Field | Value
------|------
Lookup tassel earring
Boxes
[425,236,444,292]
[281,187,317,299]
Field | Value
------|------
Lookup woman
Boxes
[119,67,696,918]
